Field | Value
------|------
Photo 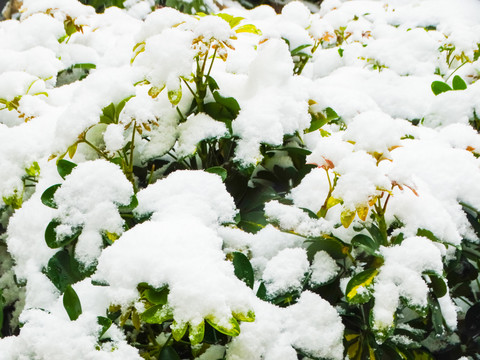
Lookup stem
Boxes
[148,164,155,185]
[446,60,468,81]
[182,78,196,98]
[200,47,210,76]
[82,139,110,161]
[176,107,186,122]
[206,46,218,78]
[129,122,136,174]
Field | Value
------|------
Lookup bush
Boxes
[0,0,480,359]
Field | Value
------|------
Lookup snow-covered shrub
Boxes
[1,0,480,359]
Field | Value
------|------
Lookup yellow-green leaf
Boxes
[235,24,262,35]
[346,268,378,304]
[148,84,166,99]
[232,310,255,322]
[131,42,145,64]
[356,205,369,221]
[171,320,188,342]
[67,142,77,159]
[132,308,141,330]
[167,87,182,106]
[188,320,205,345]
[326,197,342,209]
[340,208,356,228]
[25,161,41,177]
[206,316,240,337]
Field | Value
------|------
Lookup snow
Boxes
[0,0,480,358]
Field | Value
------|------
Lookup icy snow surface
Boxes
[0,0,480,358]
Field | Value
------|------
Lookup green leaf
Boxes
[206,316,240,337]
[325,107,339,120]
[306,237,347,260]
[290,44,312,56]
[45,219,82,249]
[305,111,328,133]
[144,287,169,305]
[351,234,380,256]
[97,316,112,338]
[232,252,254,289]
[63,284,82,321]
[44,250,85,292]
[452,75,467,90]
[41,184,61,209]
[206,166,227,182]
[72,63,96,70]
[188,320,205,345]
[431,81,452,95]
[346,268,378,304]
[159,346,181,360]
[57,159,77,179]
[212,91,240,117]
[141,304,173,324]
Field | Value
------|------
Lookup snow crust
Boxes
[0,0,480,359]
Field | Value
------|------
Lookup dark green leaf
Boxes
[159,346,181,360]
[45,220,82,249]
[416,228,458,247]
[44,250,84,292]
[452,75,467,90]
[41,184,61,209]
[57,159,77,179]
[351,234,379,256]
[0,290,4,336]
[431,81,452,95]
[206,75,219,92]
[392,232,404,245]
[429,296,445,334]
[465,302,480,337]
[63,284,82,321]
[118,195,138,212]
[99,103,115,124]
[97,316,112,338]
[306,237,347,260]
[426,273,447,298]
[256,282,267,300]
[212,91,240,117]
[366,224,387,247]
[299,207,319,219]
[206,166,227,182]
[232,252,254,289]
